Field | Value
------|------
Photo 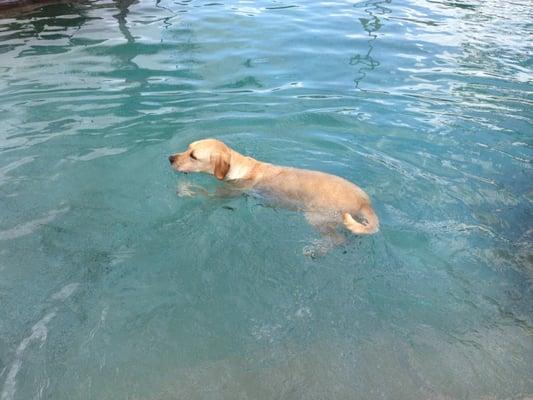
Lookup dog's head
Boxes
[169,139,231,180]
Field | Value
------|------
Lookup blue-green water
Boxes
[0,0,532,398]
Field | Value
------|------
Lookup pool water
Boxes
[0,0,531,398]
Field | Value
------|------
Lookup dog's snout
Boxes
[168,155,176,164]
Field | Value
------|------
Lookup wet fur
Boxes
[169,139,379,250]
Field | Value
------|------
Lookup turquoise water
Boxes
[0,0,532,398]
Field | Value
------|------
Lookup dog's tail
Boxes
[343,204,379,235]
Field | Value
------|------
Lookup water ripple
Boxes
[0,0,531,398]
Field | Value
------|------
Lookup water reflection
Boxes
[114,0,136,44]
[350,0,390,89]
[0,1,92,55]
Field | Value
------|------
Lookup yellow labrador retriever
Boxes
[169,139,379,241]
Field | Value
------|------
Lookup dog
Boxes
[169,139,378,252]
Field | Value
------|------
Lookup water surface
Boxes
[0,0,532,399]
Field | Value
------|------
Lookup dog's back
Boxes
[253,165,369,213]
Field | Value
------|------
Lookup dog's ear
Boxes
[212,152,230,180]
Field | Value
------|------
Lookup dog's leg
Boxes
[305,212,345,239]
[303,212,346,258]
[176,182,210,197]
[177,183,244,198]
[213,185,245,198]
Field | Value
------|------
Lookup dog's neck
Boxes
[225,150,260,181]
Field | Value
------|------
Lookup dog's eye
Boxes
[190,152,198,160]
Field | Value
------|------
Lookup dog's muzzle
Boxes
[168,155,176,164]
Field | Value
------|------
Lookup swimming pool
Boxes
[0,0,531,398]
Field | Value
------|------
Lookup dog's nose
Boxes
[168,155,176,164]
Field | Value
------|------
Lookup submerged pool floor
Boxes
[0,0,531,399]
